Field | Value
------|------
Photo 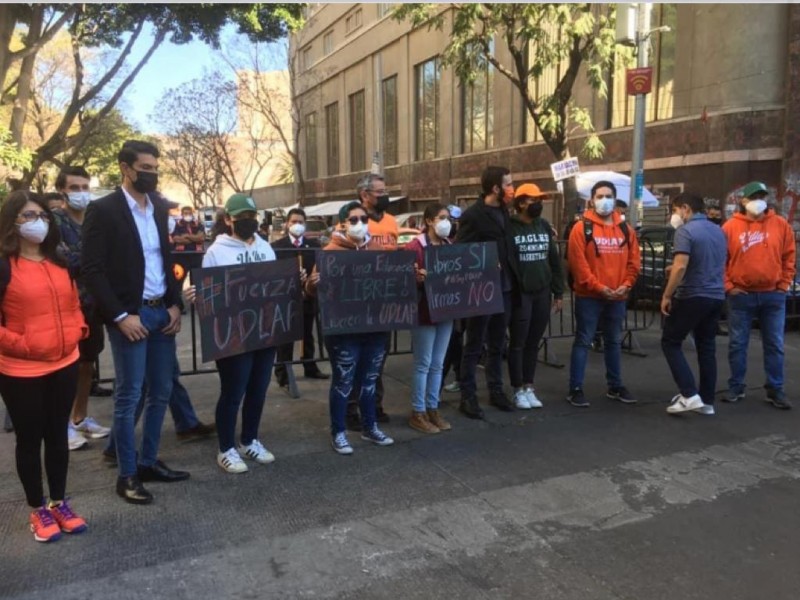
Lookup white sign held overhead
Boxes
[550,157,581,182]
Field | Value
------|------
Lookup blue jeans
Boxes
[215,348,276,452]
[104,358,200,455]
[661,297,723,405]
[326,333,388,435]
[411,321,454,412]
[569,297,626,390]
[106,305,176,477]
[460,292,512,399]
[727,291,786,394]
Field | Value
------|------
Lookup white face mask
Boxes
[289,223,306,238]
[594,198,615,216]
[745,200,767,216]
[66,191,91,211]
[347,221,368,241]
[670,213,684,229]
[619,214,626,222]
[17,219,49,244]
[182,214,194,222]
[434,219,452,238]
[168,216,177,234]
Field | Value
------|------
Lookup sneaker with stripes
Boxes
[238,439,275,464]
[30,506,61,543]
[217,448,248,473]
[49,499,87,534]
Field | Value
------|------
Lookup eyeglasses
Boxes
[368,189,387,195]
[594,194,614,200]
[347,216,369,225]
[17,211,50,223]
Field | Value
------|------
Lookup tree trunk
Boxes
[0,5,17,98]
[9,6,42,147]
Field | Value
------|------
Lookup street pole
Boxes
[629,3,650,228]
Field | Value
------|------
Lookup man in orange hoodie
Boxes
[722,181,796,409]
[567,181,641,407]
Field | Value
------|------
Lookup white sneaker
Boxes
[693,405,716,416]
[332,432,354,455]
[238,439,275,464]
[217,447,248,473]
[513,389,531,409]
[74,416,111,439]
[666,394,705,414]
[67,423,89,451]
[444,381,460,393]
[525,387,543,409]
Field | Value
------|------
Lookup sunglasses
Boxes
[347,216,369,225]
[18,211,51,223]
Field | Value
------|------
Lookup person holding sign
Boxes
[456,166,520,419]
[188,193,279,474]
[305,201,395,455]
[507,184,565,409]
[404,203,454,434]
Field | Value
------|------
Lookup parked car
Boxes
[397,227,420,249]
[395,212,424,230]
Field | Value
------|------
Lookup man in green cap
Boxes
[721,181,796,409]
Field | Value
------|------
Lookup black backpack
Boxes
[565,219,630,289]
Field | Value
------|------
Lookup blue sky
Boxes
[124,24,284,134]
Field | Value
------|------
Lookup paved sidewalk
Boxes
[1,318,798,599]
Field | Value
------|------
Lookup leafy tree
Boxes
[395,3,617,205]
[1,4,304,186]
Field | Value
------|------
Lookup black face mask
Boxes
[131,170,158,194]
[526,202,544,219]
[233,218,258,240]
[709,217,722,225]
[375,194,390,213]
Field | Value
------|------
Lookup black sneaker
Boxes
[766,387,792,410]
[567,388,590,407]
[489,391,514,412]
[375,408,391,423]
[345,412,362,432]
[607,386,637,404]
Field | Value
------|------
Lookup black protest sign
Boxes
[423,242,504,322]
[191,259,303,362]
[316,250,418,335]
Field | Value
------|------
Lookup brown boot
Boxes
[427,409,451,431]
[409,411,440,434]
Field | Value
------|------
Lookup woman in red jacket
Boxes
[0,191,88,543]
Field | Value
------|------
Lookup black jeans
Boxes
[460,292,512,400]
[661,296,723,405]
[441,320,464,386]
[275,303,322,382]
[508,289,552,388]
[0,361,79,507]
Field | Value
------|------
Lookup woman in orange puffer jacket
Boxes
[0,191,89,543]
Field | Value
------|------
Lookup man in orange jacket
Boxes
[721,181,796,409]
[566,181,641,407]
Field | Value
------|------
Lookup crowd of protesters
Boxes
[0,140,796,543]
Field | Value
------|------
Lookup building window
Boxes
[325,102,339,176]
[381,76,398,166]
[461,49,494,153]
[305,112,318,180]
[300,46,312,72]
[345,9,363,35]
[323,30,334,56]
[415,57,440,161]
[349,90,366,171]
[377,4,393,18]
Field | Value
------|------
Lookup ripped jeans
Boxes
[325,332,389,435]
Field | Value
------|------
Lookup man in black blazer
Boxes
[82,140,189,505]
[456,165,520,419]
[272,208,329,386]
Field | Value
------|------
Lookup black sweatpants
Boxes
[0,362,79,507]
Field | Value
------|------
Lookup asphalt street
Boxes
[1,315,798,599]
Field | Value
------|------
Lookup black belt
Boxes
[142,297,164,307]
